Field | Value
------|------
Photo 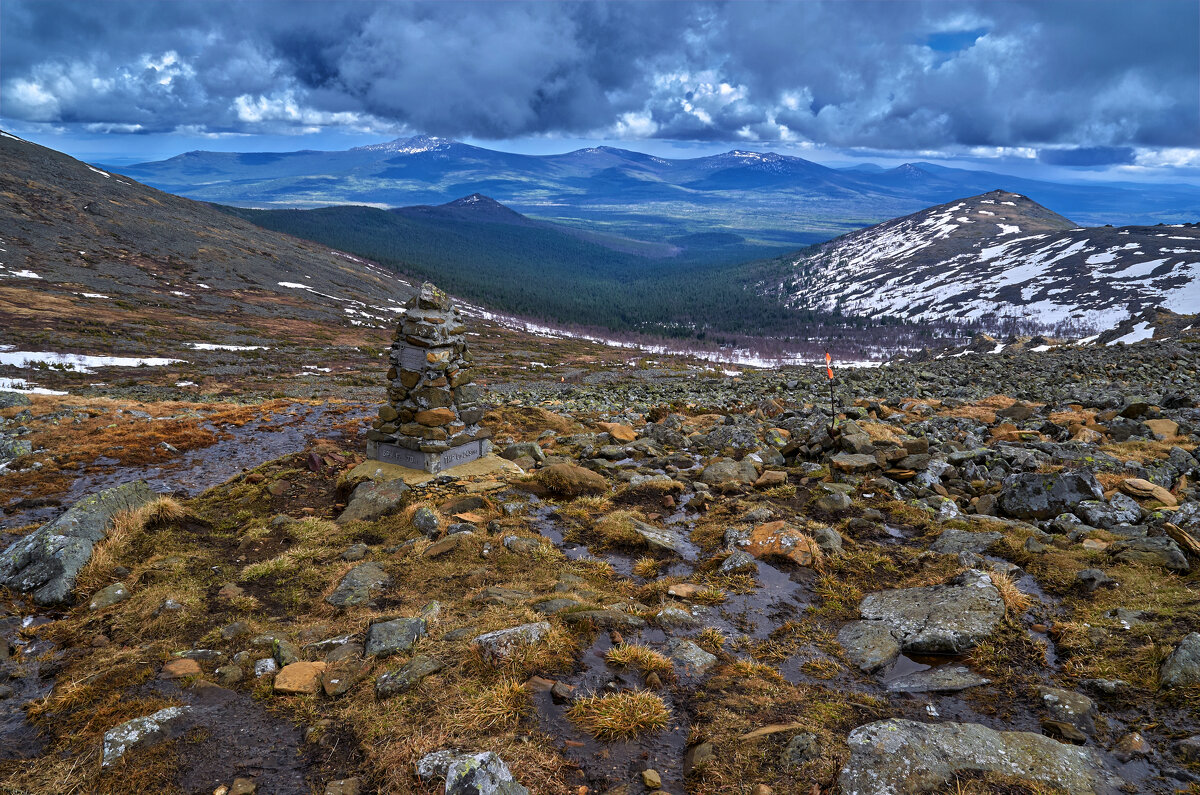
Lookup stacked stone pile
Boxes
[365,283,491,472]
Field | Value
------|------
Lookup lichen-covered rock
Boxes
[1160,633,1200,688]
[838,719,1123,794]
[375,655,445,698]
[999,471,1103,520]
[836,620,901,673]
[102,706,194,766]
[857,569,1004,654]
[326,562,391,608]
[365,617,427,657]
[416,750,529,795]
[0,481,157,605]
[336,478,411,524]
[472,622,550,664]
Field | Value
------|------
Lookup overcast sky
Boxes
[2,0,1197,180]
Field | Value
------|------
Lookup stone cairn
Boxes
[366,283,491,473]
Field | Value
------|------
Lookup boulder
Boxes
[1110,537,1189,572]
[536,464,608,497]
[1160,632,1200,688]
[597,422,637,443]
[1075,493,1144,529]
[738,521,821,567]
[857,570,1004,655]
[326,562,391,608]
[375,655,445,698]
[838,719,1123,795]
[337,479,411,523]
[627,519,694,558]
[473,622,551,664]
[417,750,529,795]
[831,453,879,474]
[101,706,194,767]
[699,457,759,490]
[365,617,427,657]
[836,621,901,673]
[999,471,1103,521]
[0,481,158,605]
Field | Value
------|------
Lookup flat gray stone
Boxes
[886,665,989,693]
[326,561,391,608]
[837,621,901,673]
[375,655,444,698]
[999,471,1103,520]
[473,622,550,664]
[666,639,717,676]
[858,570,1004,655]
[365,617,427,657]
[1111,537,1190,573]
[101,706,194,767]
[930,528,1003,555]
[839,719,1123,795]
[337,478,411,523]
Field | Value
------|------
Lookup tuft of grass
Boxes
[460,679,529,732]
[77,497,189,591]
[632,557,662,578]
[592,510,648,548]
[696,627,726,653]
[728,659,785,683]
[605,643,673,676]
[990,571,1033,616]
[567,690,671,740]
[692,585,728,605]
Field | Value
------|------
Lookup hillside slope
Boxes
[763,190,1200,333]
[0,130,415,335]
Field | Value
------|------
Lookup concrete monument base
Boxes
[366,438,492,474]
[346,453,522,488]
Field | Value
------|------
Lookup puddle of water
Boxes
[0,601,61,761]
[530,636,690,793]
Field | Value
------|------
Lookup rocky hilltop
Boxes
[766,190,1200,334]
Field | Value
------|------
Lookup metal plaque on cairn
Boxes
[365,282,492,473]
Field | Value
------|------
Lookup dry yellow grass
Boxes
[631,557,662,578]
[460,679,530,732]
[990,572,1032,616]
[567,690,671,740]
[77,497,188,592]
[605,643,673,676]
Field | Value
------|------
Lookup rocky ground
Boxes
[1,321,1199,795]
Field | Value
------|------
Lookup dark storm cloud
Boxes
[2,0,1196,152]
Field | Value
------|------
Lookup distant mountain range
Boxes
[109,135,1200,246]
[758,189,1200,334]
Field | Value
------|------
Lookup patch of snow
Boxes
[78,292,110,299]
[196,283,212,289]
[175,380,197,387]
[87,165,111,178]
[277,282,312,290]
[1106,321,1154,346]
[0,377,68,395]
[0,351,183,373]
[185,343,267,351]
[1107,258,1168,279]
[1085,252,1117,265]
[7,270,41,279]
[170,290,191,297]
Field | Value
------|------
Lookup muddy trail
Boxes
[2,402,372,530]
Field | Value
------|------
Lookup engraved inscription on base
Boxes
[368,439,489,473]
[400,345,426,371]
